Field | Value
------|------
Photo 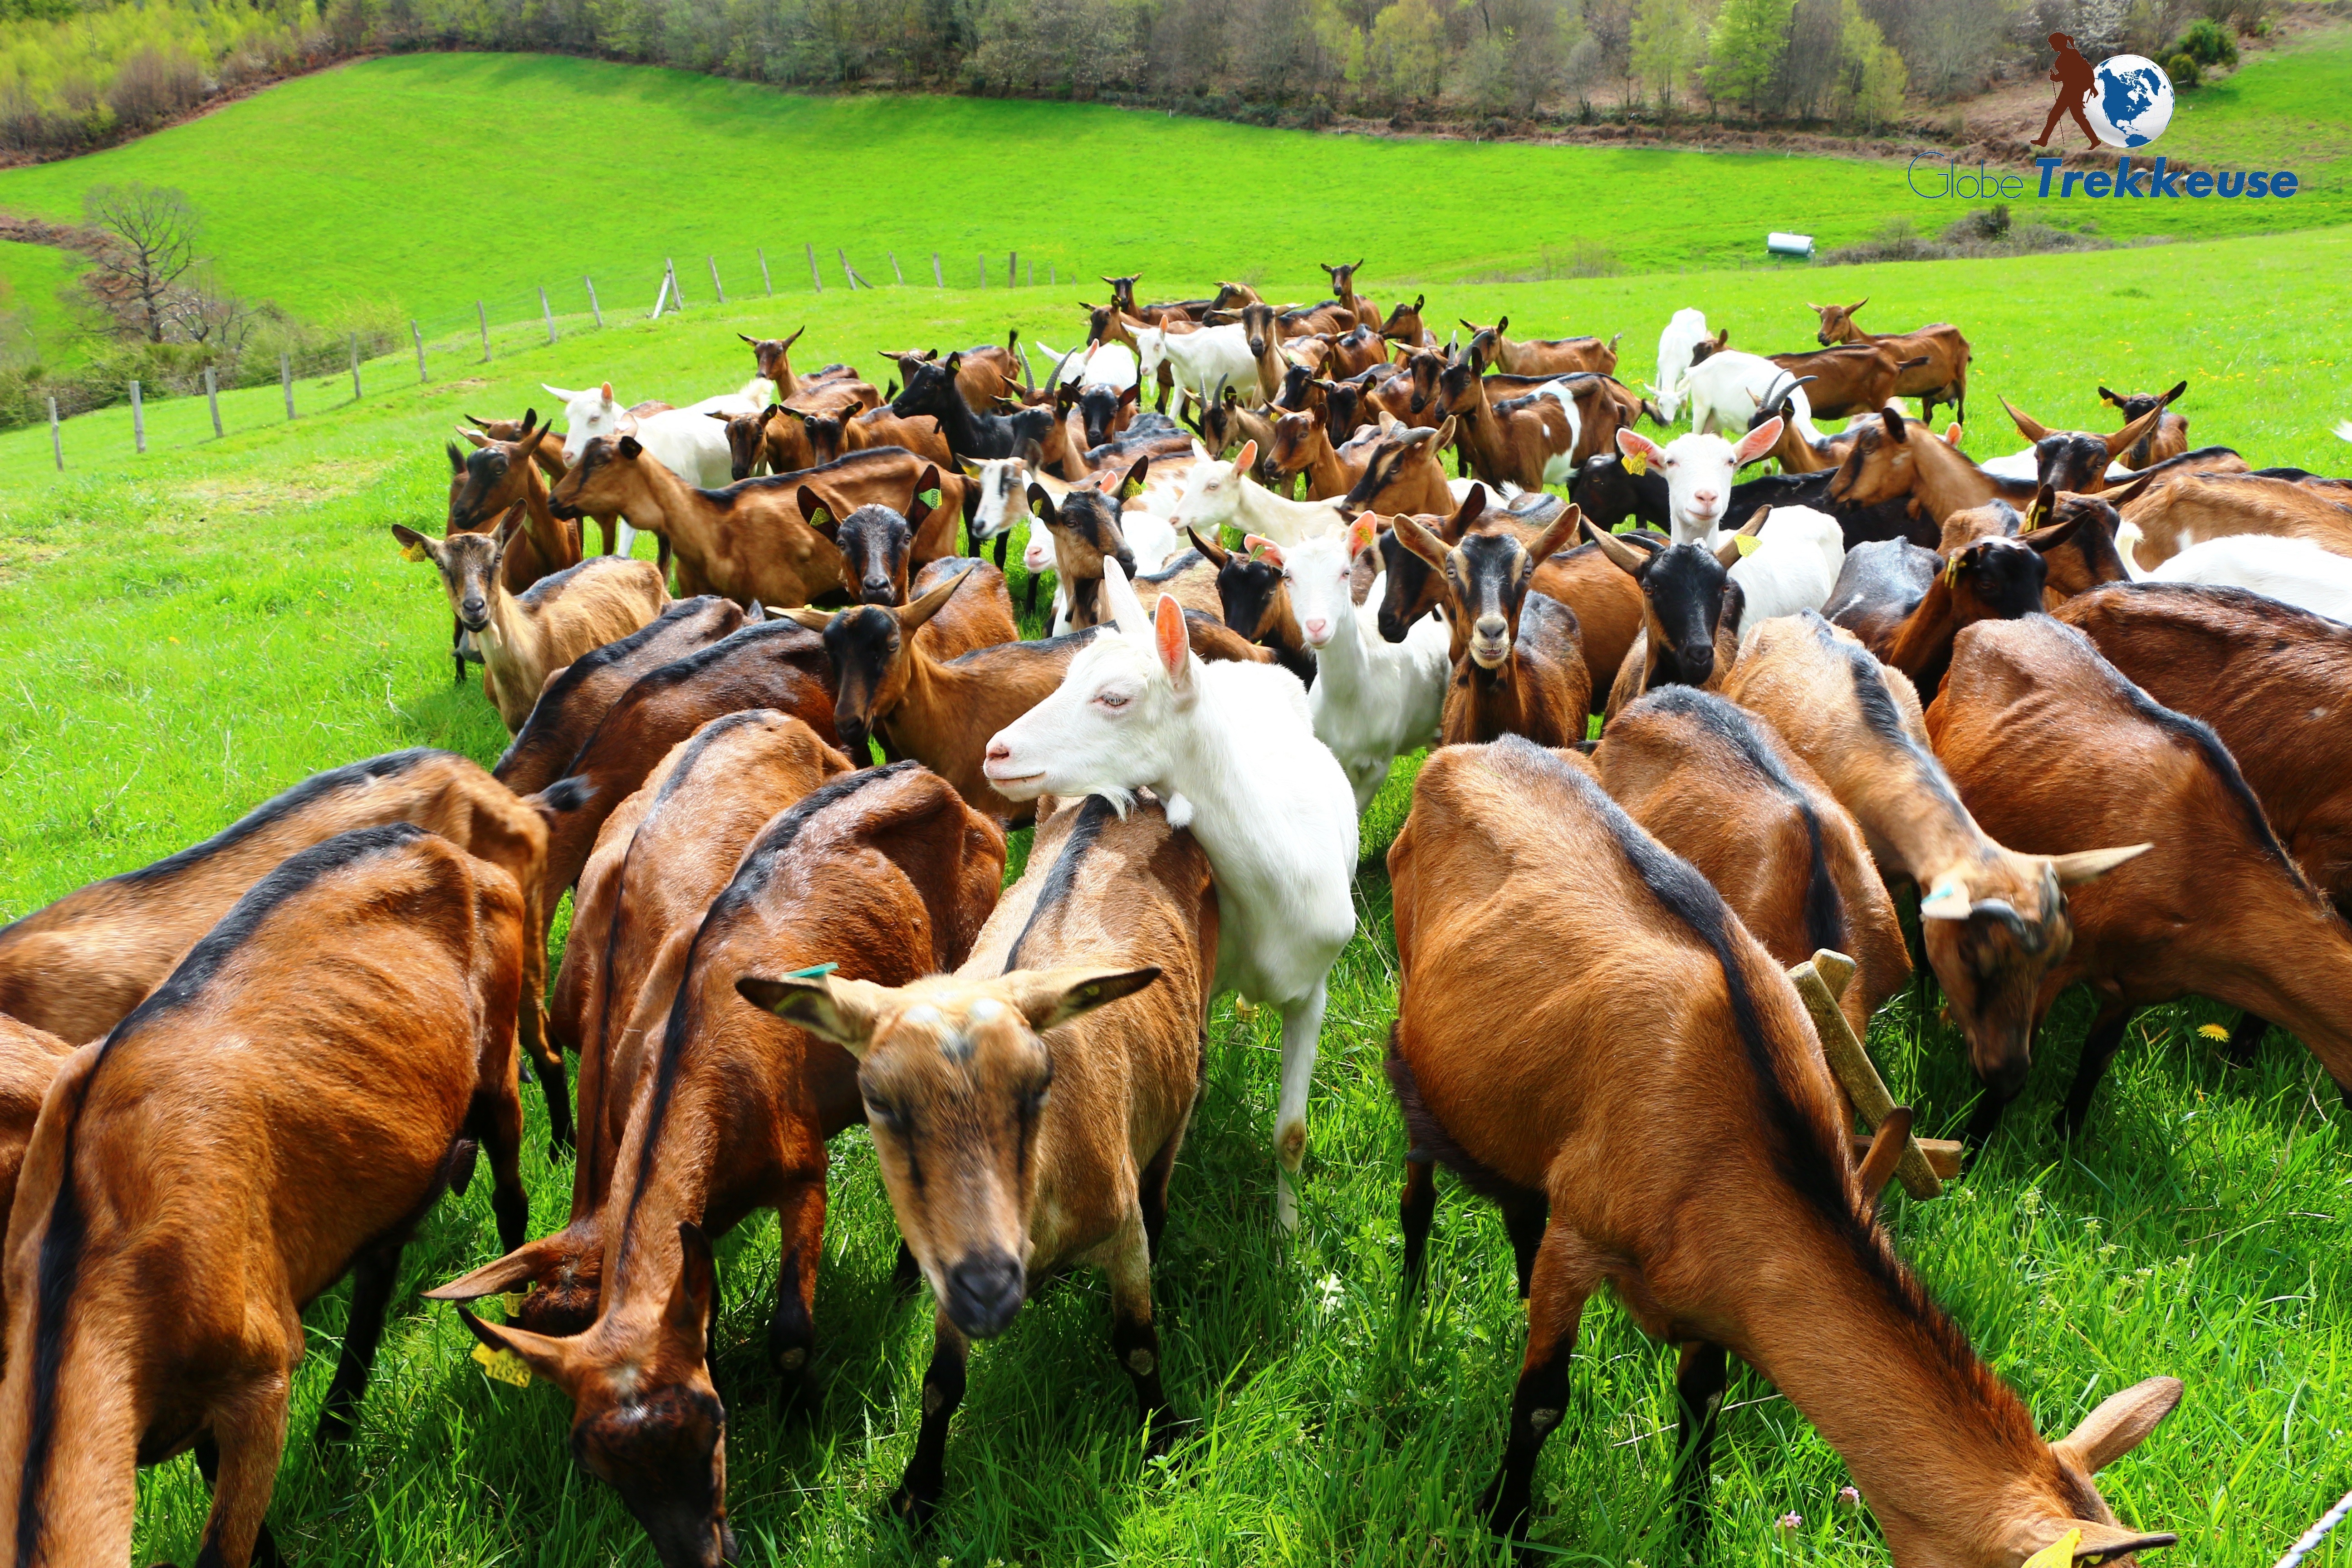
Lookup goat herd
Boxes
[5,260,2352,1567]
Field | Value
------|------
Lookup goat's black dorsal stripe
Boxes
[617,764,917,1271]
[100,750,441,892]
[1004,795,1117,973]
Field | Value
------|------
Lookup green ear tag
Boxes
[784,962,838,979]
[918,489,941,508]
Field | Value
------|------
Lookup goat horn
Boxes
[2104,402,2167,458]
[2000,395,2053,444]
[1580,517,1651,575]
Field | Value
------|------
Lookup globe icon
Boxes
[2087,54,2176,148]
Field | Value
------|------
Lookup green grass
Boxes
[1,232,2349,1566]
[2162,20,2352,178]
[0,43,2347,370]
[0,236,86,366]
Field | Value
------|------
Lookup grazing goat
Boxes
[1809,297,1972,423]
[985,562,1357,1229]
[0,748,580,1143]
[494,596,751,795]
[739,789,1215,1523]
[395,507,671,731]
[1648,308,1710,422]
[544,712,854,1252]
[2119,470,2352,567]
[2098,381,2190,469]
[0,1015,69,1357]
[1930,614,2352,1136]
[1280,519,1449,808]
[1459,318,1618,377]
[1720,613,2143,1105]
[2112,522,2352,622]
[1594,686,1909,1038]
[533,620,838,907]
[0,825,538,1568]
[1392,505,1591,746]
[1132,321,1260,409]
[1384,735,2179,1559]
[1617,419,1785,542]
[441,764,1003,1565]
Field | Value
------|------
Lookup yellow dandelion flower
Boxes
[2196,1023,2230,1042]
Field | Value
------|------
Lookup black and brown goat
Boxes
[2097,381,2190,469]
[1385,735,2179,1559]
[1998,395,2172,495]
[739,788,1215,1524]
[1582,520,1749,724]
[439,763,1004,1568]
[1435,356,1577,491]
[0,825,537,1568]
[1392,505,1590,745]
[889,353,1057,462]
[1339,418,1458,516]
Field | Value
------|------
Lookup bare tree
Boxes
[82,183,198,344]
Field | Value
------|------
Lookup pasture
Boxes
[0,32,2347,363]
[0,226,2347,1567]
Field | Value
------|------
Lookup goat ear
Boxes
[899,566,970,632]
[1347,513,1378,561]
[2001,396,2053,443]
[2158,379,2186,407]
[456,427,493,450]
[1233,439,1259,474]
[2097,386,2123,408]
[447,441,468,474]
[391,524,438,564]
[617,434,643,460]
[1392,512,1450,572]
[705,410,732,422]
[1529,501,1583,563]
[1152,592,1193,693]
[778,607,833,632]
[1733,417,1784,466]
[1616,427,1663,466]
[455,1308,592,1395]
[491,503,526,557]
[425,1231,576,1303]
[1945,422,1964,446]
[1243,534,1284,568]
[1431,415,1457,451]
[662,1221,717,1359]
[1004,965,1165,1034]
[599,382,614,403]
[2104,402,2166,457]
[1024,481,1057,521]
[1119,456,1150,500]
[2051,1376,2184,1476]
[1881,407,1909,444]
[1101,556,1153,640]
[734,972,892,1057]
[799,487,837,538]
[2048,844,2151,887]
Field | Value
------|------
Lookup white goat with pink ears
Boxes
[983,558,1359,1231]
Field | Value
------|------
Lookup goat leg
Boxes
[767,1180,828,1413]
[1670,1341,1730,1542]
[1479,1233,1589,1542]
[1273,982,1328,1233]
[890,1315,970,1528]
[315,1240,404,1448]
[2058,1000,2136,1140]
[1500,1192,1548,1300]
[1398,1157,1437,1294]
[1138,1127,1182,1263]
[193,1379,292,1568]
[2223,1012,2271,1066]
[890,1239,923,1299]
[1106,1208,1189,1455]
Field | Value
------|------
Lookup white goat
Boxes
[1134,323,1260,408]
[1676,349,1792,437]
[1170,441,1348,548]
[2114,521,2352,623]
[1616,419,1784,543]
[544,381,735,556]
[983,558,1358,1230]
[1034,340,1139,393]
[1649,308,1710,423]
[1278,519,1450,811]
[1720,504,1846,636]
[1981,446,2132,483]
[2333,419,2352,444]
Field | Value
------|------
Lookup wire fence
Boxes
[35,244,1096,470]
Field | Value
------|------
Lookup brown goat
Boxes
[1877,525,2078,699]
[1319,260,1380,335]
[1459,318,1618,377]
[1930,614,2352,1136]
[0,749,580,1145]
[1436,357,1577,491]
[2097,381,2189,469]
[0,1015,69,1366]
[446,410,578,586]
[1186,529,1317,684]
[547,712,854,1252]
[1808,299,1972,423]
[0,825,536,1568]
[739,789,1215,1523]
[1338,418,1458,515]
[440,763,1003,1566]
[1594,686,1909,1039]
[822,491,966,607]
[1720,612,2144,1107]
[1831,407,2038,526]
[533,620,838,912]
[2119,470,2352,568]
[395,507,672,731]
[1767,343,1932,421]
[1384,735,2179,1559]
[1393,506,1590,745]
[493,596,751,795]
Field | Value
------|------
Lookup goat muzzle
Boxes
[943,1249,1025,1339]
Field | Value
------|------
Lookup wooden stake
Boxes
[281,352,294,420]
[349,334,362,400]
[888,250,903,285]
[758,248,772,297]
[478,300,490,362]
[932,251,943,289]
[1008,251,1017,288]
[540,285,556,344]
[707,255,725,304]
[49,396,61,470]
[412,320,428,382]
[205,364,221,436]
[1788,951,1948,1199]
[585,277,603,327]
[806,243,823,293]
[130,380,144,453]
[650,271,669,319]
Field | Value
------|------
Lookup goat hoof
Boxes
[888,1480,941,1531]
[1142,1411,1199,1461]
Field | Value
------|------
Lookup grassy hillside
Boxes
[1,231,2347,1566]
[2162,19,2352,176]
[0,48,2345,367]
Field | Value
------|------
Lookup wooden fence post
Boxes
[130,380,144,454]
[412,320,428,382]
[282,353,294,420]
[48,396,61,470]
[933,251,943,289]
[650,270,669,319]
[806,243,823,293]
[978,253,985,289]
[707,255,725,304]
[1009,251,1018,288]
[205,365,222,436]
[540,285,557,344]
[349,334,362,400]
[836,248,858,290]
[1049,263,1056,287]
[478,301,490,362]
[888,250,903,285]
[666,258,683,308]
[758,248,772,297]
[586,277,603,327]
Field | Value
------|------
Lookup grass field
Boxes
[0,230,2349,1566]
[0,35,2347,369]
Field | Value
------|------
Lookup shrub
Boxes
[2164,53,2201,90]
[2175,18,2239,68]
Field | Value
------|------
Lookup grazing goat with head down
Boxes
[1385,735,2181,1561]
[984,560,1358,1229]
[1720,613,2144,1107]
[738,787,1216,1525]
[1933,610,2352,1135]
[438,763,1004,1568]
[0,825,539,1568]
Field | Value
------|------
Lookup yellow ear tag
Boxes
[1622,449,1646,477]
[1735,533,1760,557]
[1942,553,1962,587]
[401,543,428,563]
[2024,502,2048,534]
[502,1291,529,1318]
[472,1343,534,1387]
[2020,1529,2082,1568]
